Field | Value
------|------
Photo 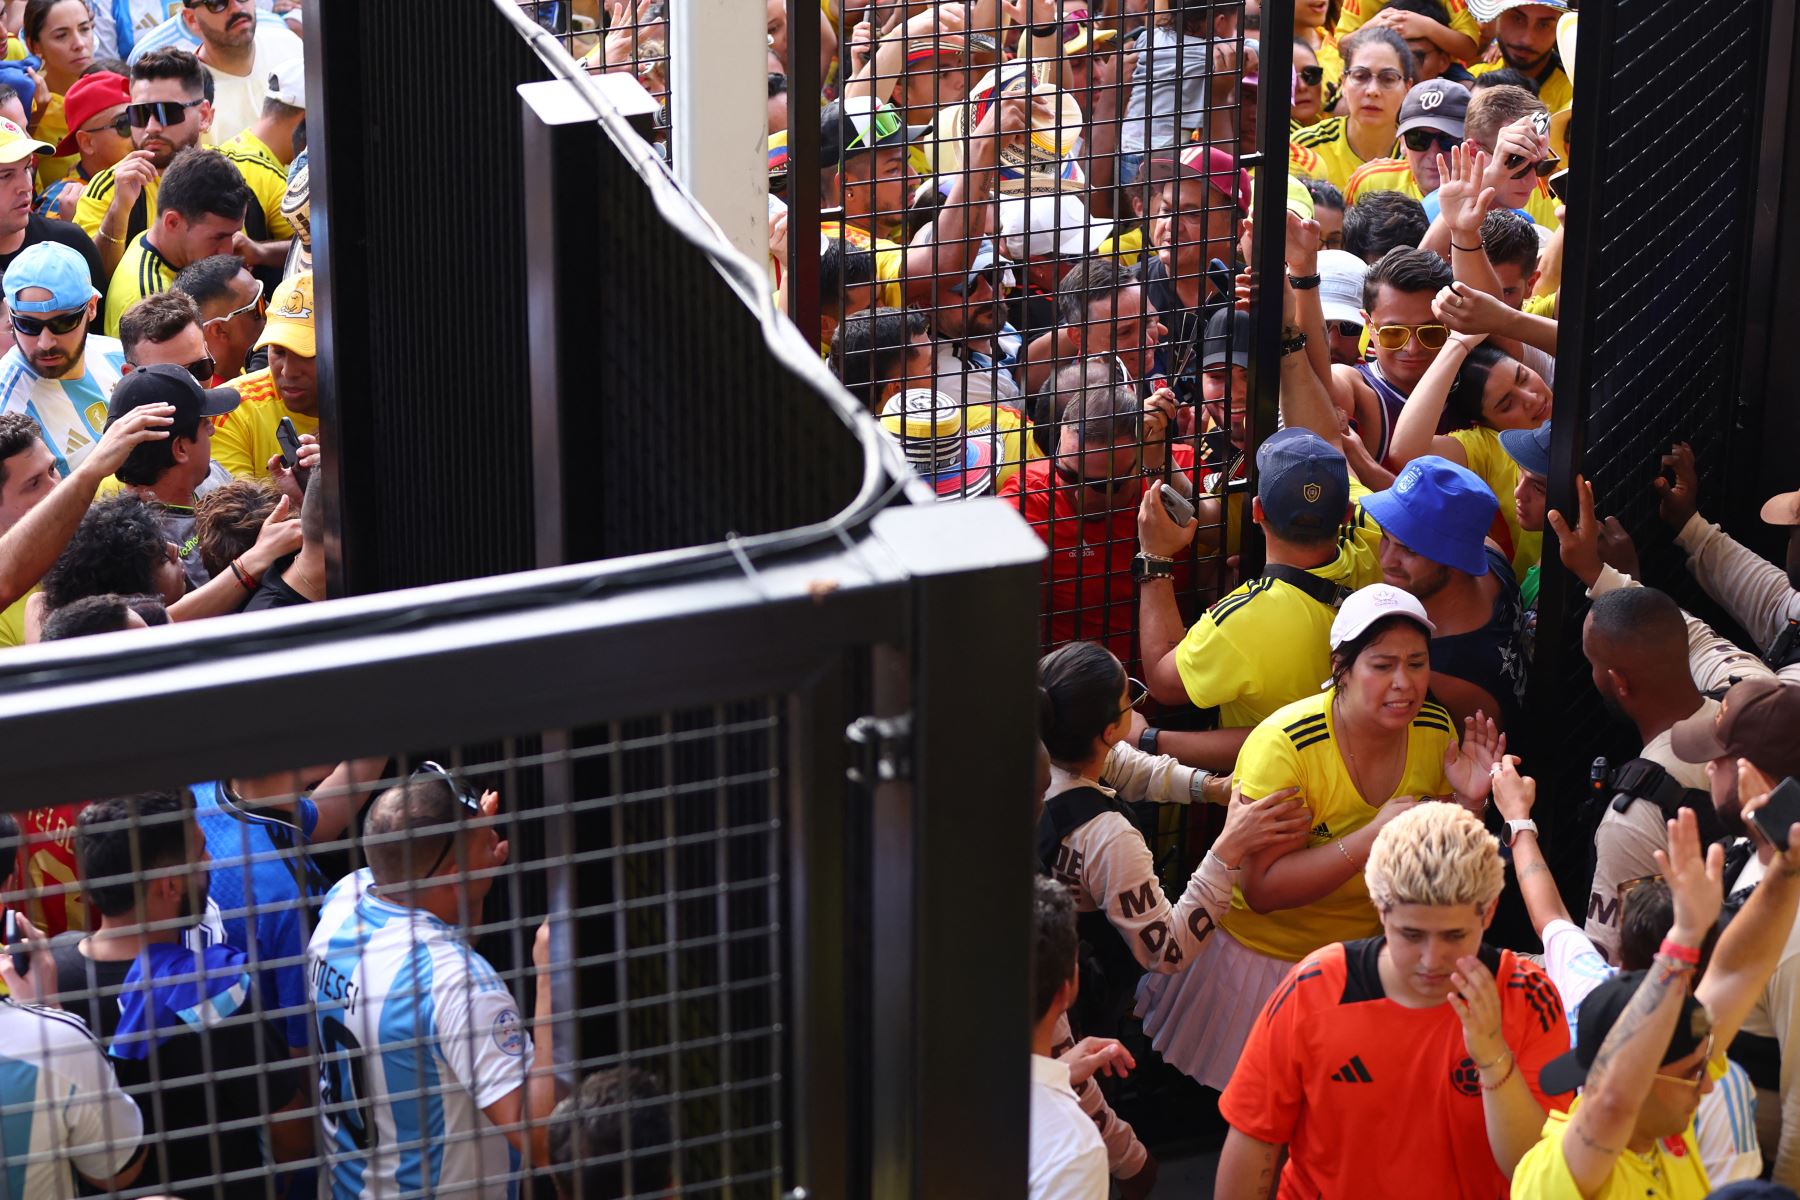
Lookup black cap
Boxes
[105,363,240,428]
[818,98,930,170]
[1201,306,1252,370]
[1538,969,1711,1096]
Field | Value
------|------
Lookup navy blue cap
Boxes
[1361,455,1498,576]
[1256,428,1349,538]
[1201,306,1251,370]
[1498,422,1551,478]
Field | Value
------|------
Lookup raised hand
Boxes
[1490,756,1536,823]
[1597,516,1641,582]
[1655,807,1724,946]
[1447,954,1509,1068]
[1546,474,1604,587]
[1433,281,1507,339]
[1141,386,1177,472]
[1136,482,1197,559]
[1062,1036,1137,1086]
[1285,208,1322,277]
[1444,710,1505,805]
[1654,441,1700,531]
[85,402,173,479]
[1438,143,1496,242]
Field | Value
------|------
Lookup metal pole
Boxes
[671,0,769,268]
[786,0,823,344]
[1242,0,1294,574]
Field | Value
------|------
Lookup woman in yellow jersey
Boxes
[1385,328,1550,579]
[1290,26,1414,190]
[1294,0,1344,111]
[1137,583,1504,1090]
[1291,39,1327,127]
[20,0,92,191]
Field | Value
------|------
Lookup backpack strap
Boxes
[1262,562,1352,610]
[1607,758,1728,846]
[1036,784,1125,876]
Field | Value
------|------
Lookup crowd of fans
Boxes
[730,0,1800,1196]
[2,0,1799,1198]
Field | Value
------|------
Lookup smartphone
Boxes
[4,909,27,978]
[276,417,302,469]
[1751,777,1800,852]
[1159,483,1194,526]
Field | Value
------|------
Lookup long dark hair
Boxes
[1445,342,1511,430]
[1037,642,1127,763]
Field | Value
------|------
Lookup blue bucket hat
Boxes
[1498,421,1552,478]
[1361,455,1497,576]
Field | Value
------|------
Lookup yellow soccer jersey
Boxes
[32,92,77,193]
[221,131,297,241]
[1524,290,1558,318]
[103,234,178,337]
[961,400,1037,490]
[821,219,905,310]
[1345,157,1421,204]
[1220,689,1456,961]
[0,588,31,648]
[1291,118,1397,191]
[1450,425,1542,583]
[74,166,162,245]
[1335,0,1482,46]
[214,367,319,480]
[1094,224,1146,267]
[1469,59,1573,117]
[1173,523,1385,728]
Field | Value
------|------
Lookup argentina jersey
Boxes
[0,339,128,477]
[193,780,324,1050]
[307,871,533,1200]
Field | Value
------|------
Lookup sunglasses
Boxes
[1296,65,1324,86]
[1327,319,1364,339]
[843,105,903,155]
[1653,1035,1713,1088]
[1402,128,1460,154]
[1544,171,1568,203]
[1507,154,1561,181]
[1371,323,1449,351]
[127,98,205,129]
[1115,677,1150,721]
[10,310,86,337]
[203,279,266,327]
[1054,459,1142,494]
[184,0,250,12]
[79,113,133,139]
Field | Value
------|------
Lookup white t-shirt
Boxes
[307,870,533,1200]
[0,341,128,478]
[1029,1053,1107,1200]
[201,23,306,145]
[0,999,142,1199]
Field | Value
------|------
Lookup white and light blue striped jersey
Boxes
[126,6,286,65]
[0,342,128,478]
[306,870,533,1200]
[0,999,142,1200]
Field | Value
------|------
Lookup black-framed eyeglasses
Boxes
[1296,65,1324,87]
[203,278,265,327]
[11,310,85,337]
[127,98,205,129]
[124,354,215,383]
[1116,678,1150,720]
[1402,128,1460,155]
[79,112,133,139]
[1507,154,1560,181]
[1053,452,1143,495]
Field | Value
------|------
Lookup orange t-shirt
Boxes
[17,802,88,936]
[1220,938,1569,1199]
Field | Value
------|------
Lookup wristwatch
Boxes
[1504,818,1538,846]
[1138,726,1161,754]
[1132,553,1175,582]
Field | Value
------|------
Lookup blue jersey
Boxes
[307,871,530,1200]
[192,779,322,1050]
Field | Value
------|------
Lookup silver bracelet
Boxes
[1188,768,1212,804]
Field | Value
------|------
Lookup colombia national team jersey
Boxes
[1221,937,1569,1199]
[1221,688,1457,960]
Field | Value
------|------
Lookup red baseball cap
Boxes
[1142,145,1252,213]
[53,72,130,157]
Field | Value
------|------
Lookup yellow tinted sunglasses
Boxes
[1371,323,1450,352]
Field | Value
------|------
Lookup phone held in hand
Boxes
[1159,483,1194,526]
[1751,777,1800,853]
[276,416,302,469]
[4,909,27,978]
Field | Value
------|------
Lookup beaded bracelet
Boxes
[1480,1050,1517,1092]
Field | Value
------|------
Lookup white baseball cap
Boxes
[1329,584,1435,651]
[266,58,305,109]
[998,194,1112,261]
[1317,249,1367,328]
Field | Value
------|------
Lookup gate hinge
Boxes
[845,714,912,785]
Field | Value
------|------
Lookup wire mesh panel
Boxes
[0,726,783,1200]
[1535,0,1777,827]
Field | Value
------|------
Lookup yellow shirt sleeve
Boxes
[1232,712,1305,802]
[1333,0,1480,47]
[1174,590,1261,712]
[226,150,298,241]
[873,245,905,310]
[73,168,113,240]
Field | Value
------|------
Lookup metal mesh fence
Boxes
[1,723,785,1200]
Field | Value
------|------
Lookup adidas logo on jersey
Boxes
[1330,1055,1373,1083]
[65,429,89,457]
[1311,821,1331,839]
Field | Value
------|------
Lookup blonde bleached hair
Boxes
[1365,802,1504,912]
